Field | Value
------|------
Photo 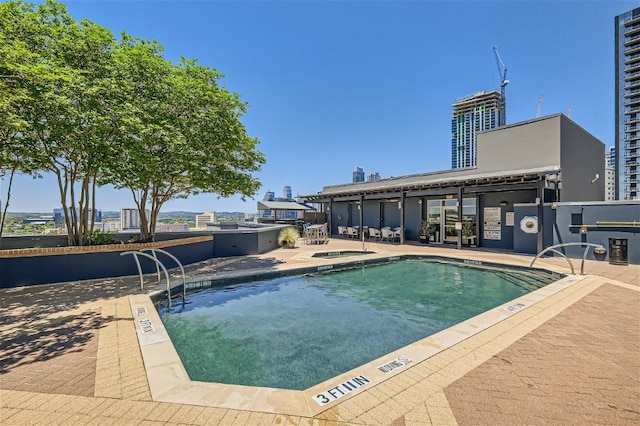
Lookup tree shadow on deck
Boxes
[0,309,106,375]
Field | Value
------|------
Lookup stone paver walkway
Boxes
[1,239,638,425]
[445,283,639,425]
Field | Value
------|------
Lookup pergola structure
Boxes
[303,166,558,251]
[257,201,316,223]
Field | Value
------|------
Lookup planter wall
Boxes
[0,225,286,289]
[0,236,214,289]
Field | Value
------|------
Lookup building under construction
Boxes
[451,90,504,169]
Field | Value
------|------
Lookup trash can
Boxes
[593,247,607,261]
[608,238,628,266]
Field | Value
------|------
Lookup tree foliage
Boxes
[0,0,265,244]
[1,0,115,245]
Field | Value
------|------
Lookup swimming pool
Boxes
[155,258,557,390]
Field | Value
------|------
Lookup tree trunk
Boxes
[0,167,16,243]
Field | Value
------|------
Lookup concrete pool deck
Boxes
[1,239,638,425]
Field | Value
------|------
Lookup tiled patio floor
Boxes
[1,239,638,425]
[444,283,639,425]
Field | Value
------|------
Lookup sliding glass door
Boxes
[426,198,476,244]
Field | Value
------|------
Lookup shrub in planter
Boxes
[87,230,120,245]
[277,227,300,248]
[419,220,437,244]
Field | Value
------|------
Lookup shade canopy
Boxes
[257,201,315,211]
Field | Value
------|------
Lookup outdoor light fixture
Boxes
[398,201,402,209]
[499,201,508,207]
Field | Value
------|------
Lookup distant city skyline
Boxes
[5,1,636,212]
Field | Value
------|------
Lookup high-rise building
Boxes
[195,211,216,229]
[283,185,292,200]
[451,90,503,169]
[607,146,616,167]
[120,208,148,230]
[615,8,640,200]
[367,172,381,182]
[605,148,616,201]
[353,166,365,183]
[53,208,102,230]
[262,189,275,201]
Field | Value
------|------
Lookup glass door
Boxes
[443,200,458,243]
[427,198,476,244]
[427,200,441,243]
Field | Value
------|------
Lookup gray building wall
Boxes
[513,204,555,255]
[381,201,401,230]
[551,201,639,264]
[477,115,561,174]
[559,117,605,202]
[478,114,604,203]
[478,190,537,250]
[404,198,422,241]
[330,202,351,235]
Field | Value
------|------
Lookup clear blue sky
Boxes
[6,0,638,213]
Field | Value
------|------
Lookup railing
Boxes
[142,248,186,301]
[120,248,186,310]
[529,242,606,275]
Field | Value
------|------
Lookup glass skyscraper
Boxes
[615,7,640,200]
[451,90,503,169]
[352,166,365,183]
[283,185,292,200]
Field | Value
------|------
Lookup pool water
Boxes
[157,259,555,390]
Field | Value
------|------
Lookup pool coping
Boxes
[129,257,585,418]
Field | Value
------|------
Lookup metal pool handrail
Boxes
[140,248,187,303]
[529,242,606,275]
[120,250,173,310]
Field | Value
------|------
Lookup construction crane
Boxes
[537,95,544,118]
[493,46,509,126]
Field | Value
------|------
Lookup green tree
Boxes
[104,37,265,241]
[2,0,265,244]
[0,0,116,246]
[0,0,40,240]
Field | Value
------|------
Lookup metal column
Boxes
[537,178,544,254]
[457,187,463,250]
[400,191,405,244]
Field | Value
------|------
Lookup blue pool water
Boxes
[156,259,555,390]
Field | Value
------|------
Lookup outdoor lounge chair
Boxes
[380,227,393,242]
[368,227,381,241]
[346,226,358,238]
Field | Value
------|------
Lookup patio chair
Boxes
[368,227,381,241]
[337,225,347,238]
[392,227,401,243]
[380,227,393,242]
[346,226,358,239]
[320,223,329,244]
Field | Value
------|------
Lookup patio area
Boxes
[1,238,638,425]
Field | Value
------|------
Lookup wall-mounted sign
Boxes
[505,212,514,227]
[483,207,501,240]
[520,216,538,234]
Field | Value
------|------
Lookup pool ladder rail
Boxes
[120,248,186,310]
[530,242,606,275]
